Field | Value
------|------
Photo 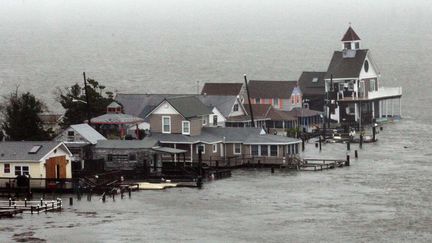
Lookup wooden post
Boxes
[24,198,27,207]
[69,197,73,206]
[347,142,350,151]
[319,136,322,151]
[372,126,376,142]
[355,150,358,158]
[102,194,106,203]
[271,167,275,174]
[30,206,33,215]
[360,134,363,149]
[128,188,131,198]
[302,138,305,152]
[9,198,11,207]
[346,155,350,166]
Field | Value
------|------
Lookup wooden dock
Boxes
[300,158,348,171]
[0,208,23,218]
[0,198,62,215]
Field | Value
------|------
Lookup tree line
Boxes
[0,77,113,141]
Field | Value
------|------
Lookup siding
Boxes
[149,114,184,134]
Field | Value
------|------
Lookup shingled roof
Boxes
[201,83,243,96]
[325,49,368,79]
[164,96,212,119]
[341,26,361,41]
[248,80,297,98]
[0,141,69,162]
[298,71,326,96]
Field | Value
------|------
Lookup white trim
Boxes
[233,143,242,155]
[162,116,171,134]
[182,121,190,135]
[244,142,301,145]
[144,99,184,119]
[40,142,73,162]
[212,144,218,153]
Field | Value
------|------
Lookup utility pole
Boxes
[244,74,255,128]
[83,72,92,127]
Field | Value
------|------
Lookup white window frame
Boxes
[273,98,279,108]
[213,115,218,126]
[260,145,269,157]
[162,116,171,134]
[14,165,29,176]
[196,144,205,154]
[233,104,239,112]
[182,121,190,135]
[233,144,242,155]
[212,144,218,153]
[255,98,261,103]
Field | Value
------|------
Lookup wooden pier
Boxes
[300,158,349,171]
[0,198,62,215]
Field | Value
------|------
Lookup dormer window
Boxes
[182,121,190,135]
[162,116,171,133]
[233,104,239,112]
[312,77,318,83]
[344,42,351,49]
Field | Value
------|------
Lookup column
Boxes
[391,99,394,117]
[372,101,375,119]
[190,144,193,163]
[174,144,177,162]
[399,98,402,117]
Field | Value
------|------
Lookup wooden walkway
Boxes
[0,198,62,215]
[300,158,349,171]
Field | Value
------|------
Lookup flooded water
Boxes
[1,0,432,242]
[1,118,432,242]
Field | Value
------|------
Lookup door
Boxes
[46,156,67,179]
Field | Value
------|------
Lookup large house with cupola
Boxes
[324,26,402,126]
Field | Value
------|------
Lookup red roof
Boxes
[341,26,360,41]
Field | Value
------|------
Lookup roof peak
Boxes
[341,26,361,41]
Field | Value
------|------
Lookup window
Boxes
[15,166,21,176]
[234,144,241,154]
[312,77,318,83]
[233,104,238,111]
[213,115,218,126]
[196,144,205,154]
[129,153,137,161]
[260,145,268,156]
[14,166,29,176]
[162,116,171,133]
[255,98,261,104]
[4,164,10,173]
[370,79,376,92]
[355,42,360,49]
[344,42,351,49]
[273,98,279,108]
[251,145,259,156]
[23,166,29,176]
[182,121,190,135]
[347,104,355,115]
[212,144,218,153]
[67,131,74,136]
[270,145,278,156]
[107,154,113,161]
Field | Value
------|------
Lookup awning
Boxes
[152,147,187,154]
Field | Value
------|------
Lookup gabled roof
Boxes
[298,71,326,95]
[201,83,243,96]
[197,95,241,118]
[325,49,368,79]
[95,138,158,149]
[341,26,361,41]
[0,141,69,162]
[107,101,122,109]
[163,96,212,119]
[248,80,297,98]
[115,94,183,118]
[70,124,106,144]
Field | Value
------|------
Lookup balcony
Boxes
[368,87,402,100]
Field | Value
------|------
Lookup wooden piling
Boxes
[347,142,350,151]
[271,167,275,174]
[355,150,358,158]
[69,197,73,206]
[346,155,350,166]
[360,135,363,149]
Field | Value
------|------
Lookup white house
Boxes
[0,141,73,189]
